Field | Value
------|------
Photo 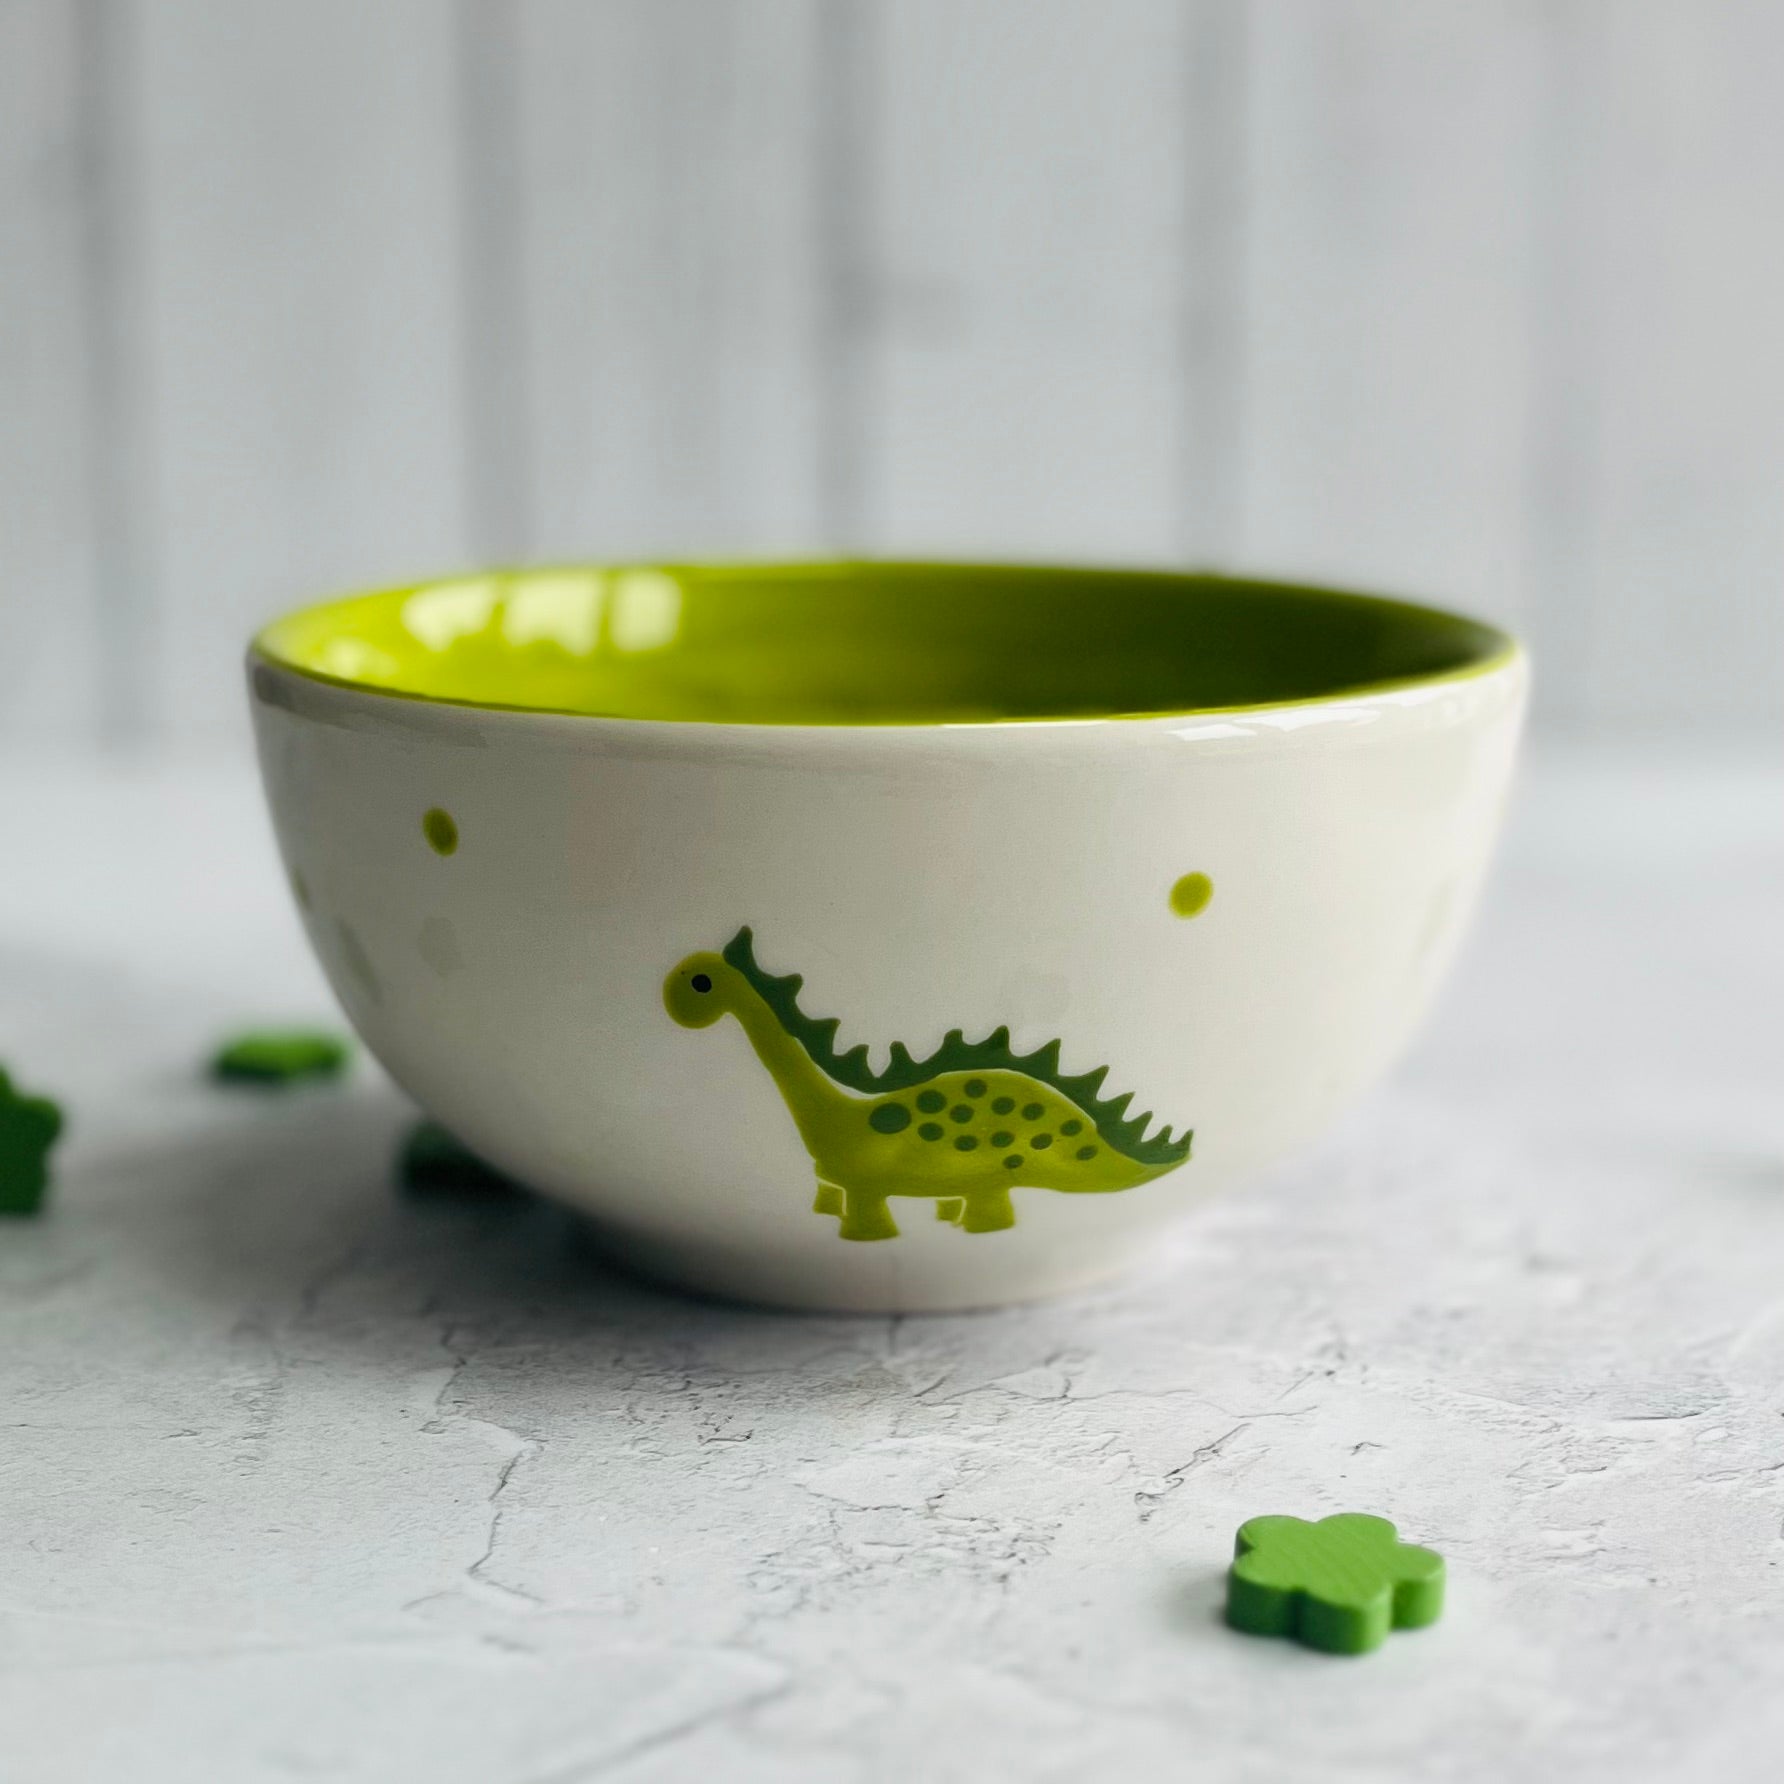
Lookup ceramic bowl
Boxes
[248,562,1526,1313]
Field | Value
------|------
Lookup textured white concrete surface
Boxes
[1,747,1780,1781]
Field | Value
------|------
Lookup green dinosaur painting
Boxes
[663,928,1193,1242]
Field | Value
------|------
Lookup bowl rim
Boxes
[250,557,1525,732]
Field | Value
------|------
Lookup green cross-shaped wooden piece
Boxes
[0,1068,64,1217]
[397,1121,518,1198]
[210,1030,351,1086]
[1226,1513,1445,1655]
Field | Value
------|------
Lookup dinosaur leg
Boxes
[812,1180,844,1219]
[837,1185,899,1242]
[960,1186,1016,1234]
[935,1197,966,1225]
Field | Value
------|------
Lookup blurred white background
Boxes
[4,0,1782,748]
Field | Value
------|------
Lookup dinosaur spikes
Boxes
[716,927,1195,1165]
[1064,1065,1109,1102]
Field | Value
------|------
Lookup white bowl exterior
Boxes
[249,655,1526,1311]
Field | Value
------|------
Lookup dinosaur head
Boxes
[662,951,736,1028]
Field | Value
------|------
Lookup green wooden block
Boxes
[0,1068,64,1217]
[1225,1513,1445,1656]
[397,1121,517,1198]
[210,1030,352,1086]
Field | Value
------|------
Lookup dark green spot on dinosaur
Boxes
[422,806,459,856]
[663,926,1194,1242]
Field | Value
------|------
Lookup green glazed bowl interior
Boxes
[254,561,1516,727]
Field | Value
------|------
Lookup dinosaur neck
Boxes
[728,984,849,1145]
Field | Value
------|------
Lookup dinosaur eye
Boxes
[691,973,712,993]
